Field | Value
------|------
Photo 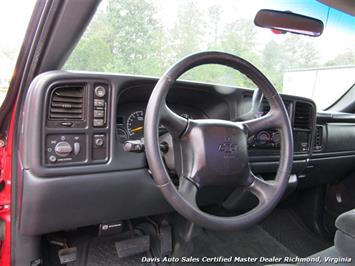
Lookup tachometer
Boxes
[127,110,145,139]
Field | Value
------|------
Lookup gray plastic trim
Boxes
[20,169,171,235]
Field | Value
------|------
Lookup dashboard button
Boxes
[94,86,106,97]
[93,119,104,127]
[95,138,104,147]
[49,155,57,163]
[94,99,105,107]
[94,110,104,118]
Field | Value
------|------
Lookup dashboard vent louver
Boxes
[314,126,323,150]
[294,102,312,130]
[49,84,84,120]
[260,100,270,113]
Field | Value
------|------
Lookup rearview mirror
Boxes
[254,9,324,37]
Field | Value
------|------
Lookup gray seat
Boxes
[300,246,348,266]
[270,209,355,266]
[334,209,355,261]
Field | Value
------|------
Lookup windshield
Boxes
[0,0,36,106]
[64,0,355,110]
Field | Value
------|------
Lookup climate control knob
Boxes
[54,141,73,157]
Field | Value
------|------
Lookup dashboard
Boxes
[115,99,307,152]
[113,92,314,157]
[18,71,355,236]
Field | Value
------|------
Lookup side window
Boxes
[0,1,36,106]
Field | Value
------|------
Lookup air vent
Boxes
[260,100,270,114]
[294,102,312,130]
[314,126,323,150]
[49,84,85,120]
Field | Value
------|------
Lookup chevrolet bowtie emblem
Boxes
[218,142,238,154]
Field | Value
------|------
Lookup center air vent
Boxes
[294,102,312,130]
[314,126,323,150]
[49,84,85,120]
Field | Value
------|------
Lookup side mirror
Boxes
[254,9,324,37]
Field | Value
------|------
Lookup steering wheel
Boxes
[144,51,293,230]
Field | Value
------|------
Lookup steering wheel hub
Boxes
[181,120,250,187]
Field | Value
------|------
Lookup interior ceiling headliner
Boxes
[317,0,355,17]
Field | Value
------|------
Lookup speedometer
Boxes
[127,110,145,139]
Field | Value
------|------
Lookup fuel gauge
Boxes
[117,128,128,142]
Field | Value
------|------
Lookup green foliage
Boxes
[65,36,112,71]
[282,35,319,68]
[170,1,205,59]
[104,0,162,75]
[207,5,223,48]
[216,19,261,88]
[66,0,163,76]
[325,49,355,66]
[65,0,328,92]
[259,36,320,91]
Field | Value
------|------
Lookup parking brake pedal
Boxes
[115,235,150,258]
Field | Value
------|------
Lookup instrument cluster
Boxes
[248,129,281,149]
[116,103,205,142]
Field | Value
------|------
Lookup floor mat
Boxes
[67,226,295,266]
[67,232,154,266]
[85,236,152,266]
[55,208,331,265]
[173,226,295,266]
[260,208,332,257]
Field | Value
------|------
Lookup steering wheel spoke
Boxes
[240,111,280,136]
[160,103,188,137]
[238,88,263,121]
[247,171,276,204]
[178,177,199,209]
